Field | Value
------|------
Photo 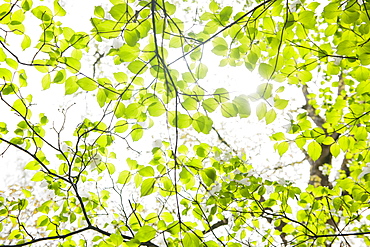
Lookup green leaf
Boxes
[36,215,49,227]
[195,63,208,79]
[221,102,238,118]
[114,102,125,118]
[76,77,97,91]
[169,113,192,129]
[212,37,228,56]
[6,59,18,70]
[220,6,232,22]
[33,60,49,73]
[265,109,276,124]
[53,70,66,83]
[114,120,128,133]
[322,136,335,145]
[169,36,183,48]
[182,97,198,111]
[54,0,66,16]
[201,167,217,186]
[42,74,51,90]
[139,166,155,177]
[274,99,289,110]
[94,6,105,18]
[258,63,273,79]
[256,102,267,120]
[209,1,219,12]
[31,6,52,21]
[124,29,140,47]
[117,170,131,184]
[131,124,143,141]
[336,40,355,55]
[282,224,295,234]
[212,45,228,56]
[113,72,128,83]
[183,232,201,247]
[65,76,79,95]
[192,114,213,134]
[31,171,45,182]
[96,88,106,107]
[125,103,141,119]
[298,71,312,83]
[354,126,367,141]
[0,68,12,81]
[109,4,134,22]
[298,11,315,29]
[21,35,31,50]
[353,66,369,82]
[214,88,229,103]
[135,225,156,242]
[233,95,251,118]
[22,0,32,11]
[141,178,155,197]
[13,99,31,118]
[24,161,40,170]
[64,57,81,73]
[110,234,123,246]
[356,81,370,94]
[308,141,322,161]
[257,83,273,99]
[202,98,219,112]
[276,142,289,156]
[128,60,147,74]
[263,17,275,32]
[107,163,116,175]
[271,132,285,141]
[330,142,340,157]
[118,44,140,62]
[148,101,166,117]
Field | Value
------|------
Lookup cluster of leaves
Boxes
[1,0,370,246]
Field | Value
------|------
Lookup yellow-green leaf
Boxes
[76,77,97,91]
[265,109,276,124]
[140,178,155,197]
[21,35,31,50]
[135,225,156,242]
[308,141,322,161]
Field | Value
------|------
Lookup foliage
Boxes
[1,0,370,246]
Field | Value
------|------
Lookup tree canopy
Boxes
[1,0,370,246]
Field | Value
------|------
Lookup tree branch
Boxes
[212,127,238,154]
[302,84,325,128]
[203,219,229,234]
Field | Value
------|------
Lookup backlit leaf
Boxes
[195,63,208,79]
[202,98,219,112]
[265,109,276,124]
[256,102,267,120]
[117,170,131,184]
[128,60,147,74]
[0,68,12,81]
[76,77,97,91]
[21,35,31,50]
[308,141,322,161]
[94,6,105,18]
[258,63,273,79]
[221,102,238,118]
[141,178,155,197]
[135,225,156,242]
[131,124,143,141]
